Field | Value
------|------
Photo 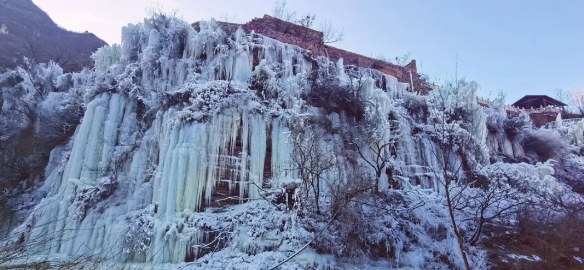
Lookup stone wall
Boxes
[192,15,432,94]
[528,112,557,127]
[243,15,324,54]
[323,45,422,91]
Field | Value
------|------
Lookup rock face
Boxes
[1,15,583,270]
[4,17,414,265]
[0,0,107,72]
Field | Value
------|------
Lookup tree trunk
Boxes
[445,185,471,270]
[375,170,381,193]
[470,208,486,246]
[315,175,321,214]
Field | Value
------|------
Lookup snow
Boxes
[508,254,542,262]
[1,13,584,270]
[574,119,584,146]
[92,44,123,72]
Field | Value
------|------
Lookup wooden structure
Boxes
[512,95,567,109]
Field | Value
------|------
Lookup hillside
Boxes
[0,0,106,72]
[0,14,583,270]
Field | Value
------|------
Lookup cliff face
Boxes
[1,14,584,270]
[0,0,107,72]
[193,15,431,94]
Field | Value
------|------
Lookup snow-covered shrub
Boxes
[170,80,259,125]
[35,92,82,142]
[92,44,122,72]
[124,205,156,255]
[15,59,63,98]
[503,113,531,137]
[522,129,569,162]
[0,60,85,204]
[312,188,489,269]
[447,161,561,247]
[248,61,277,100]
[486,111,504,134]
[555,154,584,194]
[71,176,118,220]
[304,76,366,121]
[402,92,428,121]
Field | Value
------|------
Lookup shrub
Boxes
[303,77,366,121]
[402,92,428,121]
[504,114,531,137]
[522,129,569,161]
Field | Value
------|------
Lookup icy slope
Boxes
[1,15,582,270]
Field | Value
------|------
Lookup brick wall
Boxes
[529,112,558,127]
[243,15,324,54]
[192,15,432,94]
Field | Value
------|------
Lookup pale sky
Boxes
[33,0,584,104]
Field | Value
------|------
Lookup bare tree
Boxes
[457,175,528,246]
[273,0,301,23]
[375,52,412,66]
[357,139,398,193]
[425,121,473,270]
[422,79,546,269]
[22,31,82,70]
[421,80,486,270]
[145,3,179,31]
[554,88,584,115]
[272,0,343,44]
[273,1,315,28]
[298,14,316,28]
[555,88,572,105]
[50,40,82,68]
[572,89,584,115]
[218,13,242,23]
[291,122,336,215]
[319,20,344,44]
[21,31,43,64]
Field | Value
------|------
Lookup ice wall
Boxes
[6,16,523,265]
[13,91,295,262]
[7,19,307,262]
[21,93,131,258]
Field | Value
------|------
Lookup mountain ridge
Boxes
[0,0,107,72]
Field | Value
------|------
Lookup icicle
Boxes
[183,123,209,212]
[574,119,584,146]
[556,112,563,127]
[271,117,293,184]
[98,94,126,176]
[239,112,250,201]
[248,114,267,199]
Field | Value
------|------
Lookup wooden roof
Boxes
[512,95,567,109]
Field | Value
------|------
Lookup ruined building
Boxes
[193,15,431,94]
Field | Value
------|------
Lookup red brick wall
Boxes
[242,15,324,54]
[529,112,558,127]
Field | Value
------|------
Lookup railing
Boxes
[476,97,490,107]
[476,97,563,115]
[475,97,581,129]
[543,118,583,129]
[505,105,562,115]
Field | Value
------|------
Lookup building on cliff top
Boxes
[512,95,567,110]
[192,15,432,94]
[509,95,583,127]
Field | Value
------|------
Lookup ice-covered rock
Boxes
[1,14,581,270]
